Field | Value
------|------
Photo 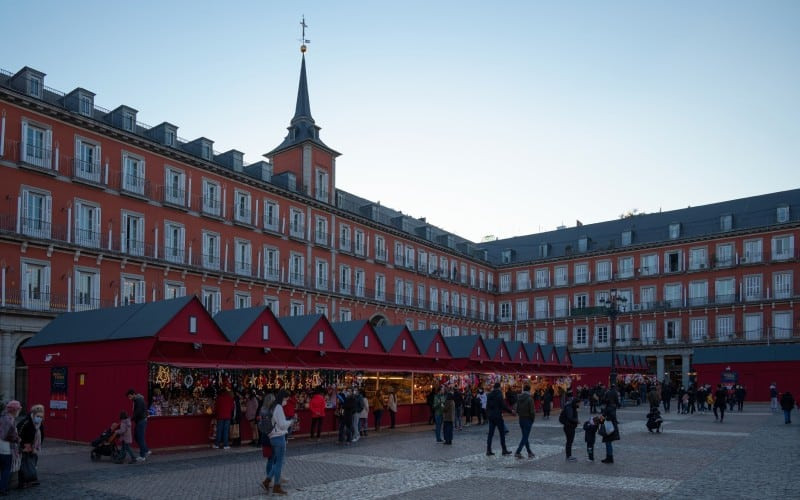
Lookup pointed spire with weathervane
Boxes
[266,16,339,158]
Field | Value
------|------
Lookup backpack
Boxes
[257,407,274,436]
[356,395,365,413]
[558,408,568,425]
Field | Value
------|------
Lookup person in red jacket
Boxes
[213,388,234,449]
[283,392,297,439]
[309,388,326,440]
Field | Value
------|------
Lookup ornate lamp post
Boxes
[600,288,627,388]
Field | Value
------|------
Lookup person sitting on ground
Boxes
[646,407,663,433]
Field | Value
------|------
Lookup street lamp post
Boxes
[600,288,627,388]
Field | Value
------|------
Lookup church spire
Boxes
[292,53,313,125]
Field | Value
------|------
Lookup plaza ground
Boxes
[13,402,797,499]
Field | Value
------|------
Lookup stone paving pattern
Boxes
[10,402,797,499]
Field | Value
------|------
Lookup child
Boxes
[646,407,663,433]
[583,415,600,462]
[116,411,136,463]
[681,393,690,414]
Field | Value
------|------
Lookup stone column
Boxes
[682,353,691,388]
[0,331,12,400]
[656,355,665,383]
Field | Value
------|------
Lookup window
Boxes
[669,223,680,239]
[354,229,365,256]
[595,325,609,346]
[164,168,185,206]
[641,321,656,345]
[688,281,708,306]
[418,284,426,308]
[744,313,762,340]
[690,317,707,343]
[578,237,589,252]
[554,296,568,318]
[555,266,569,286]
[339,309,352,321]
[202,231,220,270]
[664,283,682,308]
[743,274,762,301]
[234,190,252,225]
[375,235,387,261]
[720,214,732,231]
[617,256,634,278]
[716,315,734,341]
[664,319,680,344]
[21,260,50,310]
[596,261,611,281]
[479,300,486,320]
[164,281,186,299]
[339,265,351,294]
[515,330,528,343]
[574,262,589,284]
[74,268,100,311]
[773,271,793,299]
[664,250,682,273]
[499,273,511,292]
[441,290,449,313]
[21,121,52,169]
[28,75,42,98]
[640,254,658,275]
[122,153,145,195]
[538,243,550,257]
[354,269,365,297]
[315,260,329,290]
[315,216,329,245]
[263,200,279,232]
[289,208,305,238]
[621,230,632,246]
[315,303,329,316]
[771,235,794,261]
[714,277,735,304]
[315,168,329,202]
[470,267,476,287]
[202,288,221,315]
[689,247,707,270]
[776,206,789,223]
[122,111,135,132]
[290,301,304,316]
[21,188,52,239]
[516,271,530,291]
[515,299,528,320]
[419,251,428,272]
[235,292,251,309]
[121,275,145,305]
[430,287,438,311]
[263,247,279,281]
[202,179,221,216]
[640,286,656,310]
[394,242,403,266]
[743,239,762,263]
[235,239,252,276]
[534,297,549,319]
[164,222,185,264]
[459,263,467,284]
[773,311,792,340]
[289,253,304,285]
[75,200,101,248]
[534,329,547,344]
[121,211,144,256]
[715,243,734,267]
[79,94,93,116]
[574,293,588,310]
[501,250,512,263]
[616,323,632,346]
[574,326,588,347]
[264,296,279,312]
[165,129,176,147]
[487,273,494,291]
[374,274,386,301]
[75,138,101,183]
[479,270,485,289]
[499,302,511,322]
[339,224,351,251]
[534,268,548,288]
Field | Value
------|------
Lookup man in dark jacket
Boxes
[713,384,727,423]
[514,384,536,459]
[562,396,580,461]
[779,391,794,424]
[485,383,513,456]
[127,388,150,461]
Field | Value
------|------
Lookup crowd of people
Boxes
[0,400,45,495]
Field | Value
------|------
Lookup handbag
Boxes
[603,420,615,435]
[230,423,240,440]
[20,452,38,483]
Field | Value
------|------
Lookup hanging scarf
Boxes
[33,421,42,453]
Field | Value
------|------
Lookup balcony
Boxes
[289,272,304,287]
[289,224,305,240]
[161,184,186,207]
[202,253,220,271]
[21,143,53,171]
[75,228,101,249]
[164,246,185,264]
[234,208,252,226]
[375,249,388,262]
[202,197,221,218]
[121,173,147,197]
[264,267,280,281]
[234,260,252,277]
[21,217,51,240]
[72,158,102,184]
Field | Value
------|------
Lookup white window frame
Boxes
[716,315,734,342]
[121,211,145,256]
[773,311,792,340]
[316,259,329,290]
[690,317,707,343]
[202,231,220,270]
[354,229,365,256]
[120,274,145,306]
[596,260,611,282]
[617,256,634,279]
[263,199,279,232]
[375,235,387,262]
[75,136,101,183]
[164,221,185,264]
[164,281,186,299]
[234,292,251,309]
[315,216,329,245]
[263,246,280,281]
[339,224,351,251]
[164,167,186,206]
[771,234,794,261]
[202,179,221,216]
[21,120,52,169]
[375,273,386,301]
[743,239,762,264]
[289,252,304,286]
[121,152,146,195]
[688,247,707,270]
[74,267,100,312]
[234,239,252,276]
[21,259,50,310]
[21,187,52,239]
[202,287,222,315]
[554,265,568,286]
[715,277,736,304]
[75,199,101,248]
[234,189,252,225]
[773,271,793,300]
[289,208,305,239]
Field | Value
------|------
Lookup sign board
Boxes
[51,366,68,393]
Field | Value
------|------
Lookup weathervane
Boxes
[300,15,310,53]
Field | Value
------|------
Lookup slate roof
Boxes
[693,344,800,364]
[541,345,557,363]
[25,296,194,347]
[214,306,270,343]
[571,352,613,368]
[374,325,405,352]
[277,314,324,347]
[330,320,370,349]
[505,340,523,361]
[444,335,479,359]
[411,329,439,355]
[555,346,570,364]
[523,343,542,362]
[483,338,503,359]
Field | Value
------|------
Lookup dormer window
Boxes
[202,143,212,160]
[402,339,406,352]
[669,223,681,239]
[79,95,93,116]
[578,236,589,252]
[28,75,42,98]
[166,130,176,147]
[777,206,789,223]
[621,230,632,246]
[262,325,269,341]
[318,330,324,345]
[501,249,512,264]
[720,214,732,232]
[122,112,135,132]
[538,243,549,257]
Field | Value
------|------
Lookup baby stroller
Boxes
[646,408,664,433]
[90,422,125,463]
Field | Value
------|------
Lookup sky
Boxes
[3,1,799,242]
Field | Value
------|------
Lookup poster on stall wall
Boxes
[50,366,68,410]
[721,368,738,389]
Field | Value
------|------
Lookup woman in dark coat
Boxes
[600,404,620,464]
[18,404,45,489]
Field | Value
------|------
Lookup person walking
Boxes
[713,384,727,423]
[486,383,513,456]
[357,389,369,438]
[478,388,488,424]
[16,404,44,488]
[463,387,473,427]
[769,383,779,413]
[514,384,535,459]
[387,388,398,429]
[561,396,580,462]
[265,390,295,496]
[126,388,150,461]
[0,400,22,496]
[442,392,455,445]
[115,411,136,464]
[433,386,446,443]
[661,383,672,413]
[780,391,795,424]
[735,385,746,412]
[453,388,464,431]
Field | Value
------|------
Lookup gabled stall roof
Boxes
[26,296,196,347]
[505,340,527,364]
[483,338,512,363]
[541,345,559,365]
[330,320,370,349]
[215,306,272,343]
[523,343,545,364]
[213,306,292,347]
[555,346,572,366]
[411,329,451,358]
[374,325,420,355]
[443,335,486,360]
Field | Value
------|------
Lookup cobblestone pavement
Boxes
[12,403,797,499]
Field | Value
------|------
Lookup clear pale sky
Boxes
[4,1,799,242]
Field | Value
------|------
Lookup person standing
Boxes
[780,391,795,424]
[600,403,620,464]
[357,389,369,438]
[127,389,150,461]
[245,391,260,446]
[0,400,22,496]
[17,404,44,488]
[309,388,326,440]
[735,385,746,412]
[542,386,553,419]
[372,389,384,432]
[486,383,513,456]
[514,384,535,459]
[561,397,580,462]
[213,388,234,449]
[463,387,472,427]
[433,386,446,443]
[713,384,727,423]
[387,388,398,429]
[442,392,455,445]
[661,383,672,413]
[426,388,436,425]
[583,415,600,462]
[478,388,488,424]
[265,390,295,496]
[769,383,779,413]
[453,388,464,431]
[116,411,136,464]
